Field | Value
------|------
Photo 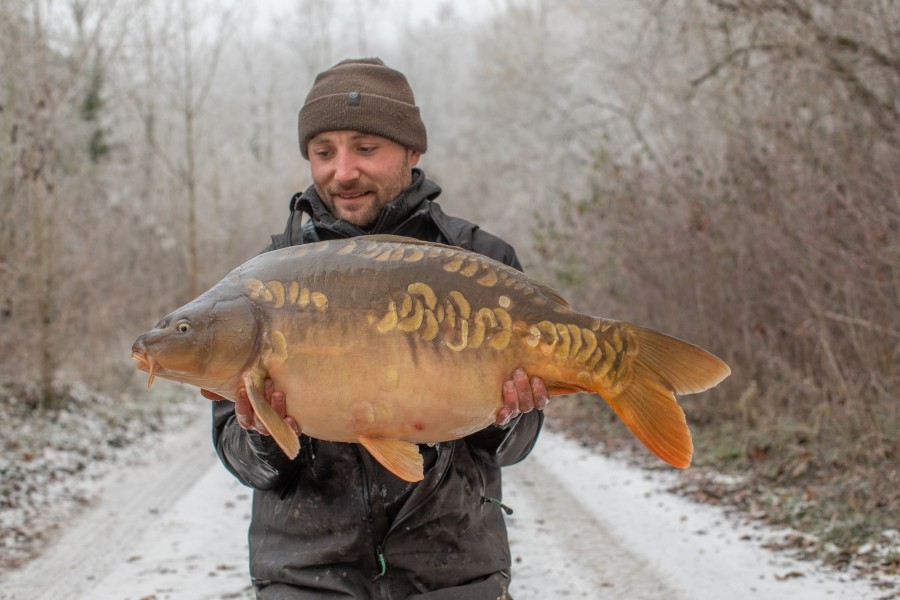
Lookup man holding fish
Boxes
[210,58,549,599]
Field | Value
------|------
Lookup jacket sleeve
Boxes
[465,410,544,467]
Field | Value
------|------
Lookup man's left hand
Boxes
[496,368,549,426]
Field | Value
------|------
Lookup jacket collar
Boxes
[295,168,442,238]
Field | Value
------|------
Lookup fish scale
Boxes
[132,235,731,482]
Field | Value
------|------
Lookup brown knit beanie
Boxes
[298,58,427,159]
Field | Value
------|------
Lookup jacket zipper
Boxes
[353,441,456,590]
[379,442,455,574]
[354,446,391,589]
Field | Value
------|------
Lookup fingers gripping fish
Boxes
[131,236,730,482]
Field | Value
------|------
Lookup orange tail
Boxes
[597,326,731,468]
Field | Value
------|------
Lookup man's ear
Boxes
[408,150,421,168]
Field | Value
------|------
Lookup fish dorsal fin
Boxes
[243,375,300,459]
[355,234,462,251]
[530,280,572,309]
[357,436,424,482]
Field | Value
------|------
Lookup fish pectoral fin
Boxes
[242,375,300,460]
[357,436,424,483]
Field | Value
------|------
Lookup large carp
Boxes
[131,236,730,482]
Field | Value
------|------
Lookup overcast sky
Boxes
[251,0,502,36]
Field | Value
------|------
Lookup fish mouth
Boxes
[131,351,157,390]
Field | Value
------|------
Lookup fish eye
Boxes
[176,322,191,334]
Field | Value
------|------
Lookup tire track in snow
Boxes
[505,431,887,600]
[504,445,681,599]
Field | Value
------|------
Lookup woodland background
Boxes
[1,0,897,572]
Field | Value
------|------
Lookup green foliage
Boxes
[80,65,104,122]
[87,128,110,162]
[81,58,109,162]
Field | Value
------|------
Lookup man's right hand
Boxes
[202,380,300,437]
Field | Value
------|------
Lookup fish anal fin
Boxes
[243,375,300,460]
[546,383,584,396]
[357,436,424,482]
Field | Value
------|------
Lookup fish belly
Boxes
[267,332,511,444]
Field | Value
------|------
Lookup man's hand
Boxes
[201,381,300,436]
[496,368,549,426]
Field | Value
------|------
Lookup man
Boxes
[210,58,548,599]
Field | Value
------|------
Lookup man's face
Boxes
[308,131,421,228]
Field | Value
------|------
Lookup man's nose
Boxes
[333,151,360,184]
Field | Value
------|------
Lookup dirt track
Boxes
[0,413,886,600]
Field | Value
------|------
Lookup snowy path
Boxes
[0,414,253,600]
[0,417,888,599]
[505,434,884,599]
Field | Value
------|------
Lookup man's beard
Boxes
[316,155,411,229]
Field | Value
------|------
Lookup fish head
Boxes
[131,294,260,392]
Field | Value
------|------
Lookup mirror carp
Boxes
[132,235,730,482]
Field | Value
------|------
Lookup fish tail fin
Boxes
[594,325,730,469]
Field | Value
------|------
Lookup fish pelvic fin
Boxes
[243,374,300,460]
[596,325,731,469]
[357,436,424,482]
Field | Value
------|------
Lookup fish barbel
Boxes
[131,236,730,481]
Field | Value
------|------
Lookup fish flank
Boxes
[371,284,518,352]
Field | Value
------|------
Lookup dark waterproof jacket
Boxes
[212,169,543,599]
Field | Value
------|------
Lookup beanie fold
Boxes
[299,93,427,158]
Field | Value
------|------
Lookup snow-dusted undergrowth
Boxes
[0,379,197,571]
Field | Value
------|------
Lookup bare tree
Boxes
[0,0,124,406]
[527,0,899,549]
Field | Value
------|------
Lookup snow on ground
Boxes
[1,404,895,600]
[84,453,254,600]
[0,402,252,600]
